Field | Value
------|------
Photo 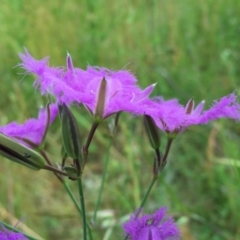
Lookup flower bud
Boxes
[58,104,83,173]
[185,98,195,114]
[0,133,45,170]
[94,77,107,122]
[144,115,161,149]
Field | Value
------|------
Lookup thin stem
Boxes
[83,122,99,167]
[139,176,158,208]
[78,178,87,240]
[63,181,93,240]
[92,137,113,225]
[155,148,161,166]
[84,122,99,152]
[42,165,68,176]
[162,138,173,164]
[40,151,63,183]
[40,150,53,166]
[63,180,82,215]
[40,151,93,239]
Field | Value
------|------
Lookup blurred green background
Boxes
[1,0,240,239]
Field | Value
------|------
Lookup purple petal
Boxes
[123,207,180,240]
[0,226,28,240]
[199,93,240,124]
[0,104,58,146]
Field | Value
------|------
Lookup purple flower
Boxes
[0,226,27,240]
[0,104,58,147]
[123,207,180,240]
[19,49,155,119]
[146,93,240,134]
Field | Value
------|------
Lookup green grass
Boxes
[1,0,240,239]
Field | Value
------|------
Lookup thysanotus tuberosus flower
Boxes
[59,103,83,177]
[0,226,28,240]
[0,104,58,147]
[145,94,240,136]
[0,104,57,170]
[123,207,180,240]
[19,49,156,120]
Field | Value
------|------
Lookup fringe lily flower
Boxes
[0,226,28,240]
[0,104,58,147]
[123,207,180,240]
[19,49,155,120]
[146,93,240,135]
[0,104,57,170]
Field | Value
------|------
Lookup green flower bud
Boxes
[144,115,161,149]
[94,77,107,122]
[0,133,45,170]
[59,104,83,173]
[185,98,195,114]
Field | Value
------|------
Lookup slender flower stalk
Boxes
[83,122,99,159]
[160,138,174,171]
[40,151,93,239]
[139,176,158,209]
[78,178,87,240]
[42,165,69,176]
[92,137,113,225]
[63,181,93,240]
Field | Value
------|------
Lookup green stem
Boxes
[63,180,93,240]
[139,138,173,209]
[83,122,99,166]
[78,178,87,240]
[139,176,158,208]
[92,137,113,224]
[84,122,99,152]
[40,151,92,239]
[42,165,68,176]
[162,138,173,164]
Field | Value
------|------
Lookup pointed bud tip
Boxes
[185,98,195,114]
[144,115,161,149]
[94,77,107,120]
[60,104,83,174]
[66,53,74,71]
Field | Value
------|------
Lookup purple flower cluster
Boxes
[17,48,240,135]
[0,48,238,143]
[19,50,155,120]
[145,93,240,133]
[0,226,27,240]
[123,207,180,240]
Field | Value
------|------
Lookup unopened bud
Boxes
[59,104,83,174]
[185,98,195,114]
[67,52,74,71]
[144,115,161,149]
[0,133,45,170]
[95,78,107,122]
